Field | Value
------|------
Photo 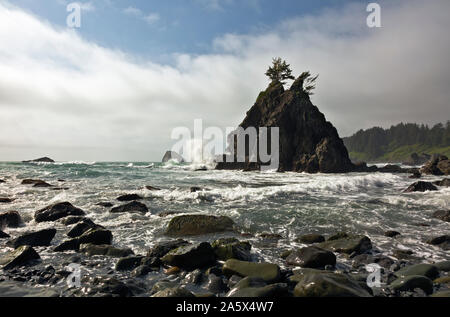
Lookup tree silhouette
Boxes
[265,57,295,84]
[298,71,319,95]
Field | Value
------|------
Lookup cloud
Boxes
[0,0,449,161]
[144,13,160,25]
[123,6,142,16]
[123,6,160,25]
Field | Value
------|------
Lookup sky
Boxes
[0,0,449,161]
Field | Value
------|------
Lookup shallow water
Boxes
[0,161,449,294]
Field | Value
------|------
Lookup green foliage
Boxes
[298,71,319,95]
[344,121,450,162]
[265,57,295,84]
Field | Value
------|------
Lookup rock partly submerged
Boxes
[0,211,21,228]
[7,229,56,248]
[34,202,85,223]
[420,154,450,176]
[222,259,281,283]
[161,242,216,271]
[22,157,55,163]
[165,214,235,236]
[162,151,185,163]
[110,201,148,214]
[404,181,438,192]
[0,246,40,270]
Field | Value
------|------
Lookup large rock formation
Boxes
[162,151,185,163]
[420,155,450,175]
[22,157,55,163]
[216,78,354,173]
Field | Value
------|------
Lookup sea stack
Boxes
[216,77,354,173]
[162,151,185,163]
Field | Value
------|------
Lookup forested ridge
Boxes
[343,122,450,162]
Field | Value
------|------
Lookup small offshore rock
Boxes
[117,194,143,202]
[404,181,437,192]
[0,230,10,238]
[96,202,113,208]
[146,185,161,191]
[395,263,440,280]
[165,214,235,236]
[110,201,148,213]
[211,238,252,261]
[67,219,103,238]
[434,261,450,272]
[385,230,401,238]
[0,197,14,203]
[80,244,134,258]
[147,239,190,258]
[317,234,372,254]
[115,256,144,271]
[433,178,450,187]
[432,210,450,222]
[34,202,85,223]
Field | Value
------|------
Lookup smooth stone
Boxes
[0,230,10,238]
[352,254,394,269]
[0,211,21,228]
[395,264,440,279]
[79,244,134,258]
[293,272,372,297]
[297,234,325,244]
[152,287,195,297]
[286,246,336,268]
[435,261,450,272]
[211,238,251,261]
[384,231,401,238]
[117,194,143,202]
[404,181,438,192]
[390,275,433,295]
[147,239,190,258]
[110,201,148,213]
[7,229,56,248]
[206,274,227,293]
[115,256,144,271]
[227,277,288,297]
[222,259,281,283]
[317,235,372,254]
[0,246,40,270]
[54,229,113,252]
[67,219,103,238]
[34,202,85,223]
[165,214,235,236]
[161,242,216,271]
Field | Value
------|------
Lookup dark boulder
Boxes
[54,229,113,252]
[115,256,145,271]
[394,263,439,280]
[147,239,190,258]
[0,197,14,203]
[60,216,87,226]
[34,202,85,222]
[0,230,10,238]
[110,201,148,214]
[433,178,450,187]
[222,259,281,283]
[317,235,372,255]
[216,78,354,173]
[33,181,53,188]
[80,244,134,258]
[67,219,103,238]
[211,238,252,261]
[390,275,433,295]
[116,194,143,202]
[7,229,56,248]
[404,181,437,192]
[402,153,431,166]
[0,246,40,270]
[420,155,450,176]
[165,214,235,236]
[286,246,336,268]
[426,235,450,250]
[145,186,161,191]
[0,211,21,228]
[385,230,401,238]
[96,202,113,208]
[227,277,288,297]
[161,242,216,271]
[297,234,325,244]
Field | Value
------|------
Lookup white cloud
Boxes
[123,6,142,16]
[0,1,449,161]
[123,6,160,25]
[144,13,160,25]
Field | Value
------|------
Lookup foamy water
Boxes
[0,161,449,272]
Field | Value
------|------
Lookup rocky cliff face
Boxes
[216,77,354,173]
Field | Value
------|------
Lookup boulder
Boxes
[115,256,145,271]
[402,153,431,166]
[297,234,325,244]
[435,261,450,272]
[426,235,450,250]
[110,201,148,214]
[54,229,113,252]
[352,254,394,269]
[147,239,190,258]
[79,244,134,258]
[394,264,440,280]
[215,78,354,173]
[390,275,433,295]
[161,242,216,271]
[404,181,438,192]
[222,259,281,283]
[116,194,143,202]
[7,229,56,248]
[162,151,185,163]
[317,235,372,254]
[420,155,449,175]
[60,216,87,226]
[432,210,450,222]
[226,277,288,297]
[286,246,336,268]
[21,179,51,187]
[67,219,103,238]
[0,179,5,183]
[34,202,85,222]
[0,246,40,270]
[146,186,161,191]
[384,230,401,238]
[211,238,252,261]
[0,211,21,228]
[33,181,53,188]
[165,214,235,236]
[22,157,55,163]
[293,272,372,297]
[96,202,113,208]
[0,230,10,238]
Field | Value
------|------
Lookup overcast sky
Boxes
[0,0,449,161]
